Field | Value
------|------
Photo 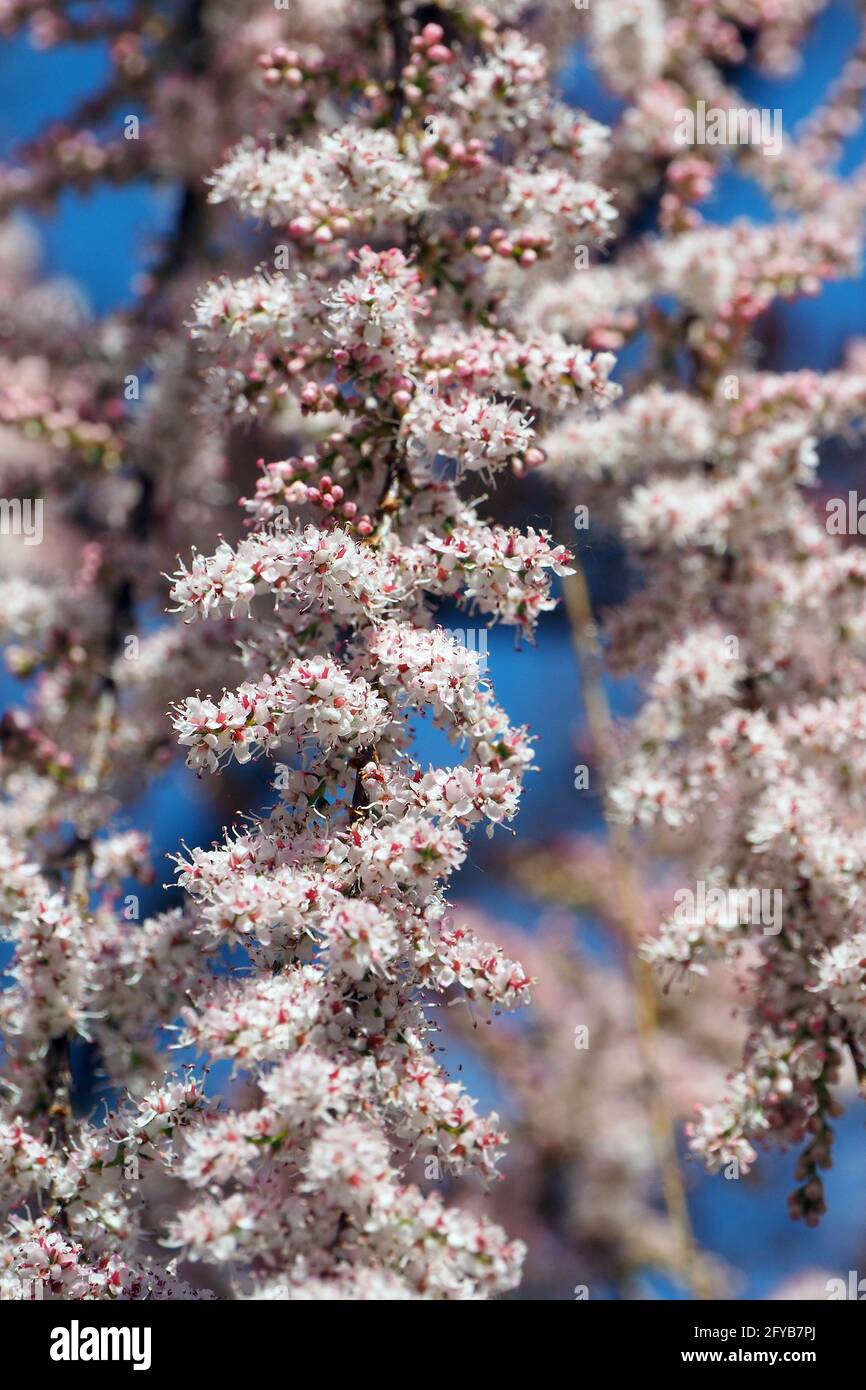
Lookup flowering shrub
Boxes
[445,870,740,1298]
[0,0,614,1300]
[0,0,865,1302]
[532,2,866,1230]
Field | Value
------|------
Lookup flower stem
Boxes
[562,552,711,1300]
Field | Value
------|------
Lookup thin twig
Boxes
[384,0,409,124]
[562,552,711,1300]
[44,1035,72,1232]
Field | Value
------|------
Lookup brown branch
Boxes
[562,550,712,1300]
[44,1035,72,1232]
[384,0,410,124]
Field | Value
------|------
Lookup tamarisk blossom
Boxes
[445,870,742,1298]
[157,3,618,1298]
[4,0,865,1303]
[1,0,608,1298]
[528,0,866,1229]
